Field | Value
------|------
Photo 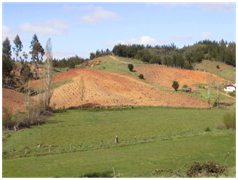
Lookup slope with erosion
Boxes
[2,88,27,114]
[32,68,208,109]
[134,65,228,90]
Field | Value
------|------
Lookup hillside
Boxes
[32,69,208,109]
[2,88,27,113]
[194,60,236,83]
[134,65,229,90]
[3,55,235,112]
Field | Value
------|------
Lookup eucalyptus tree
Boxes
[29,34,45,63]
[2,37,13,78]
[13,35,23,61]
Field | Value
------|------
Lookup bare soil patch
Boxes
[31,69,208,109]
[2,88,26,114]
[134,65,227,90]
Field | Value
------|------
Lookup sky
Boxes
[1,1,237,60]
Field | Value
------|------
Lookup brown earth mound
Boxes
[134,65,227,90]
[2,88,27,114]
[32,69,208,109]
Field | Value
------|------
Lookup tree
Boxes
[44,38,53,108]
[206,73,214,108]
[2,38,13,78]
[29,34,45,63]
[128,64,134,71]
[20,62,32,83]
[13,35,23,61]
[2,37,12,57]
[172,81,179,91]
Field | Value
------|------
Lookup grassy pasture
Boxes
[194,60,236,83]
[2,107,236,177]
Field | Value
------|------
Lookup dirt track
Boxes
[134,65,227,90]
[34,69,209,109]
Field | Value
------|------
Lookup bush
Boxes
[172,81,179,91]
[223,106,236,130]
[228,90,236,97]
[138,74,144,79]
[216,65,220,69]
[2,106,17,129]
[182,84,188,89]
[186,161,227,177]
[128,64,134,71]
[54,106,67,113]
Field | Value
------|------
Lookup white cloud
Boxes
[20,19,69,36]
[79,6,120,24]
[2,25,19,41]
[171,35,192,41]
[200,32,213,39]
[105,36,160,47]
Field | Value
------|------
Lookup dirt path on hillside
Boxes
[220,91,236,100]
[110,55,128,64]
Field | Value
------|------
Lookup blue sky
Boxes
[2,1,236,59]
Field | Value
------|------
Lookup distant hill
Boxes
[194,60,236,83]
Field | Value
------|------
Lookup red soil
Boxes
[2,88,27,114]
[32,69,209,109]
[134,65,227,90]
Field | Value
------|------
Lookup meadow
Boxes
[2,106,236,177]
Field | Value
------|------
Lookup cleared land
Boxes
[2,107,236,177]
[31,69,209,109]
[2,88,27,113]
[134,65,228,90]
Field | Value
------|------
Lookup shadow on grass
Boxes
[82,171,113,177]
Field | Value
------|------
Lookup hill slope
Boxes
[194,60,236,83]
[32,69,208,109]
[134,65,228,90]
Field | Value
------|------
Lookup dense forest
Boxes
[109,39,236,69]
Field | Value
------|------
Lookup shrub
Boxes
[128,64,134,71]
[138,74,144,79]
[172,81,179,91]
[182,84,188,89]
[2,106,17,129]
[223,106,236,130]
[228,90,236,97]
[216,65,220,69]
[186,161,227,177]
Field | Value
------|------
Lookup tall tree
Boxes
[2,37,13,77]
[44,38,53,108]
[2,37,11,58]
[29,34,45,63]
[13,35,23,61]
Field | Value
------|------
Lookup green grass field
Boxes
[194,60,236,83]
[2,107,236,177]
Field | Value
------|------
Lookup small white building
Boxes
[224,84,236,92]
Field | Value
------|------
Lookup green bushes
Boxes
[2,106,17,129]
[54,106,67,113]
[128,64,134,71]
[228,90,235,97]
[172,81,179,91]
[223,106,236,130]
[138,74,144,79]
